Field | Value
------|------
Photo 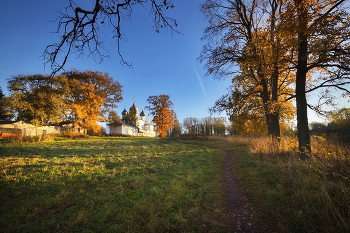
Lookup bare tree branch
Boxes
[43,0,179,75]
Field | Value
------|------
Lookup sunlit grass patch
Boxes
[0,137,229,232]
[219,135,350,232]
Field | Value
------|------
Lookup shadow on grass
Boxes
[1,137,231,232]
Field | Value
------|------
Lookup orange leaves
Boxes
[146,95,175,137]
[153,107,174,137]
[64,70,123,133]
[6,70,123,134]
[69,83,102,131]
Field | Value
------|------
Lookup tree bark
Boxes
[261,76,281,139]
[296,0,311,159]
[263,0,281,140]
[271,62,281,139]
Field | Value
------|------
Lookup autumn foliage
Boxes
[153,108,174,137]
[69,83,104,132]
[201,0,350,156]
[6,70,123,133]
[147,95,175,137]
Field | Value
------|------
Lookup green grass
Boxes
[1,137,230,232]
[5,135,347,232]
[200,136,350,233]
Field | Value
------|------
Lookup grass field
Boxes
[180,136,350,233]
[2,135,349,232]
[1,137,230,232]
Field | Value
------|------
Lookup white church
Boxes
[108,102,156,137]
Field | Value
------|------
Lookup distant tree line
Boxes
[168,117,182,137]
[182,117,227,136]
[310,108,350,143]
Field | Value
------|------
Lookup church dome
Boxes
[140,110,145,117]
[122,108,128,116]
[131,102,139,115]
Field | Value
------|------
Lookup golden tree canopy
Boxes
[146,94,175,137]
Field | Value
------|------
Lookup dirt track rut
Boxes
[223,149,259,233]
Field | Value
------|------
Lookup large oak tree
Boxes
[7,70,123,133]
[280,0,350,158]
[201,0,350,158]
[200,0,292,139]
[210,67,295,135]
[7,74,70,125]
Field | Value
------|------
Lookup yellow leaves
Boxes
[7,70,122,131]
[312,135,326,142]
[60,70,123,133]
[288,138,298,149]
[147,95,175,137]
[153,107,174,137]
[69,83,103,133]
[231,114,267,135]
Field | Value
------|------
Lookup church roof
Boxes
[108,121,139,129]
[121,108,128,116]
[140,110,145,117]
[131,102,139,113]
[123,121,139,129]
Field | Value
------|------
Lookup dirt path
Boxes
[223,149,259,233]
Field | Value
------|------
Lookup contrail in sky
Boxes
[193,64,207,98]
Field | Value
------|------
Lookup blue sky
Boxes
[1,0,347,126]
[0,0,231,124]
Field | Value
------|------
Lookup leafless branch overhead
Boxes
[43,0,178,75]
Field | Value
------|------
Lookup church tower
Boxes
[121,108,128,121]
[140,109,146,121]
[130,97,139,116]
[131,102,139,116]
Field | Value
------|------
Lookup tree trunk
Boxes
[261,77,281,139]
[251,1,282,140]
[269,113,281,138]
[271,62,281,139]
[296,0,311,159]
[269,2,281,141]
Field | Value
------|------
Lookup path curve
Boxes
[223,149,258,233]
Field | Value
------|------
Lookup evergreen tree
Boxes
[0,87,10,120]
